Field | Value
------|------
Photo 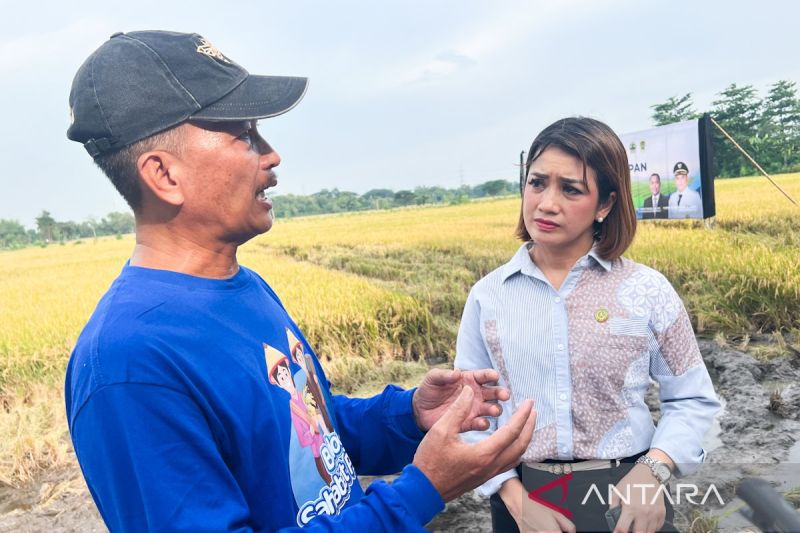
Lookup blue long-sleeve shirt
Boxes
[455,244,720,497]
[65,264,444,531]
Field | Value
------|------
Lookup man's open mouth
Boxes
[256,185,272,203]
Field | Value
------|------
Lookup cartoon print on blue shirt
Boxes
[264,343,357,526]
[287,328,335,436]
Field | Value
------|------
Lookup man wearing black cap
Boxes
[64,31,535,532]
[668,162,702,219]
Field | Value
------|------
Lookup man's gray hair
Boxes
[93,126,185,211]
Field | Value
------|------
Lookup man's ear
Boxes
[597,191,617,220]
[137,150,185,207]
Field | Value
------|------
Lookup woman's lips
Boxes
[534,218,559,231]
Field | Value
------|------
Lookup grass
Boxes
[685,509,720,533]
[0,385,69,486]
[785,486,800,508]
[0,172,798,485]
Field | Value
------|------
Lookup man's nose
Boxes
[255,135,281,167]
[262,148,281,168]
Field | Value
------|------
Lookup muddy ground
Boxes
[1,338,798,532]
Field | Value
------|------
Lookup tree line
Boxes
[0,180,518,250]
[651,80,800,177]
[271,179,518,218]
[0,210,135,249]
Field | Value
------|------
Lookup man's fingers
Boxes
[467,417,491,431]
[474,401,503,419]
[493,400,534,443]
[440,385,474,431]
[476,400,535,461]
[476,384,509,404]
[499,403,536,468]
[425,367,460,386]
[470,368,500,386]
[496,406,536,470]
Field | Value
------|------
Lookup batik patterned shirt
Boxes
[455,243,720,497]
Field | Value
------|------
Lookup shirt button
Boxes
[557,343,564,350]
[559,393,567,401]
[554,296,562,303]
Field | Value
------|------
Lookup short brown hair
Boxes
[93,126,185,211]
[515,117,637,260]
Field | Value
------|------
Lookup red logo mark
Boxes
[527,473,573,518]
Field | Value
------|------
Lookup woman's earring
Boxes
[596,216,604,223]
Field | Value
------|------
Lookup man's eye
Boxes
[238,130,255,146]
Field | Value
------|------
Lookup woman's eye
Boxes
[563,185,581,195]
[528,178,545,188]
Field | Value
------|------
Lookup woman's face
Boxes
[522,146,614,256]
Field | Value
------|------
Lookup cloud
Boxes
[381,0,623,89]
[412,49,477,84]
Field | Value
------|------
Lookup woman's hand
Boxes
[499,478,576,533]
[610,464,666,533]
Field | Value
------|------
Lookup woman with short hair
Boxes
[455,117,720,532]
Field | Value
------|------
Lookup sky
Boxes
[2,0,799,229]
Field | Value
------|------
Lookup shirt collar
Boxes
[587,247,612,272]
[501,242,612,282]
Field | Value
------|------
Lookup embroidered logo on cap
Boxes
[196,37,230,63]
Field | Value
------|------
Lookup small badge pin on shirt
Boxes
[594,308,609,323]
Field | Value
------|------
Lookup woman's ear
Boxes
[597,191,617,220]
[137,150,185,207]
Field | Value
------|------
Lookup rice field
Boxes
[0,172,798,484]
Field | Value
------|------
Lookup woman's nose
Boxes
[538,186,559,211]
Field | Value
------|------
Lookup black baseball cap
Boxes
[67,31,308,157]
[673,161,689,175]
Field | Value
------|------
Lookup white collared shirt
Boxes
[455,243,720,496]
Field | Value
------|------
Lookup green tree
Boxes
[0,219,28,248]
[711,84,762,177]
[475,179,512,197]
[362,189,394,210]
[311,189,338,212]
[35,210,57,242]
[413,186,450,205]
[332,191,363,212]
[97,211,135,235]
[650,93,698,126]
[393,190,417,206]
[761,80,800,170]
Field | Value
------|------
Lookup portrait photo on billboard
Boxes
[621,116,715,220]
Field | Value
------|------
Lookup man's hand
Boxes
[412,386,536,502]
[610,464,666,533]
[412,368,509,432]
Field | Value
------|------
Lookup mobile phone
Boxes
[605,505,622,531]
